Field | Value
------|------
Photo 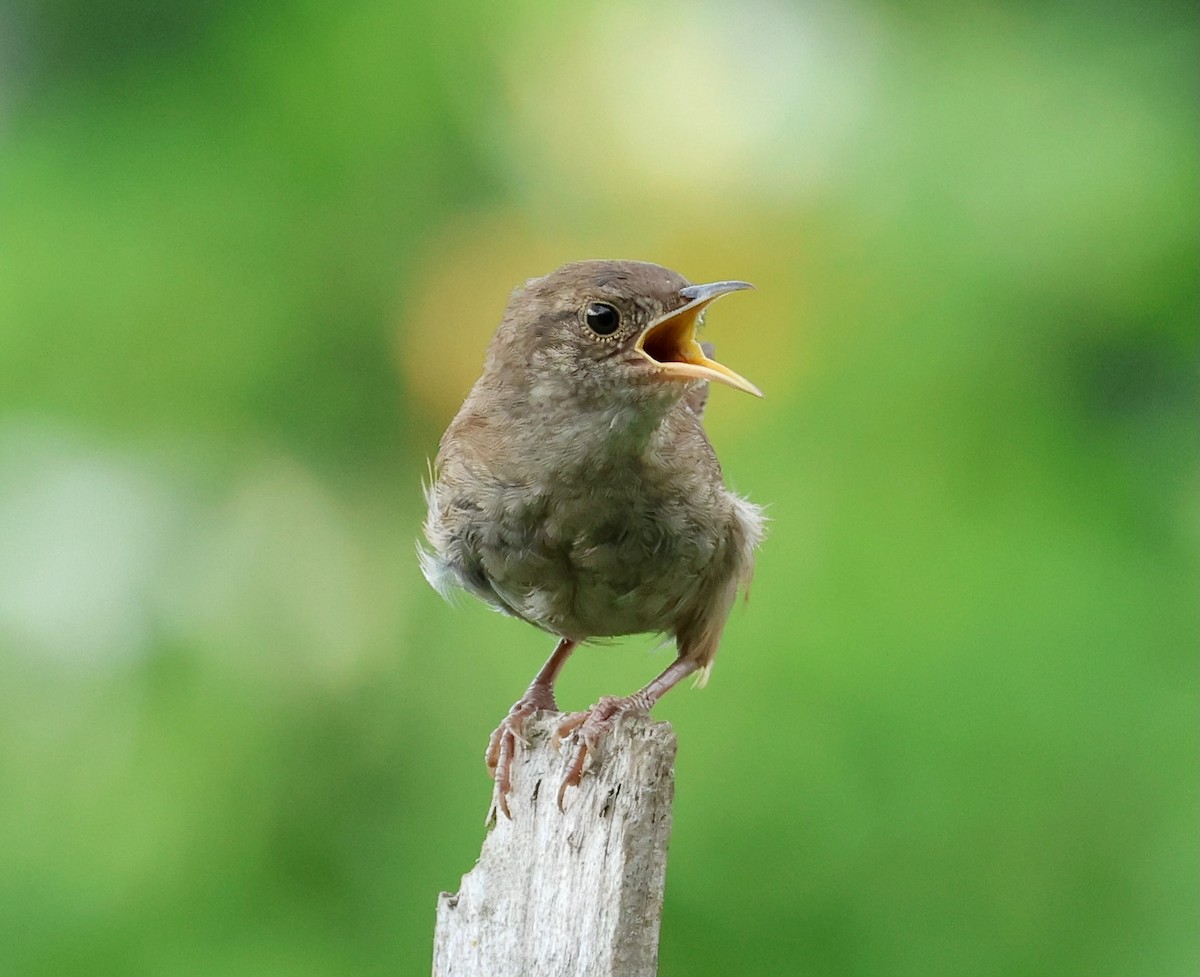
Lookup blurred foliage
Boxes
[0,1,1196,975]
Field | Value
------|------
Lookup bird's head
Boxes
[484,260,761,411]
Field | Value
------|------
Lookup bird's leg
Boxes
[486,637,577,821]
[555,655,698,811]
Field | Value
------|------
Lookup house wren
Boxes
[421,259,765,819]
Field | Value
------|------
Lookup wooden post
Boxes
[433,714,678,977]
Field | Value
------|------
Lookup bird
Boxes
[420,259,765,819]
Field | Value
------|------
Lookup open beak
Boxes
[634,280,762,397]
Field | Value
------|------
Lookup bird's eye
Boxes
[584,302,620,336]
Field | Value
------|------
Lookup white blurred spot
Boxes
[499,0,879,200]
[0,425,177,666]
[0,426,393,686]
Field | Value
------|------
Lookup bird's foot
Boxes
[485,684,558,822]
[554,693,650,811]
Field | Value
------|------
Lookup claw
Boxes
[483,638,579,821]
[554,695,642,812]
[556,742,590,811]
[485,687,558,821]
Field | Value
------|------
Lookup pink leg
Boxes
[486,637,577,821]
[555,655,698,811]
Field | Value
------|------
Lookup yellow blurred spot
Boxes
[398,210,811,426]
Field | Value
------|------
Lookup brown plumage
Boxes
[421,259,764,819]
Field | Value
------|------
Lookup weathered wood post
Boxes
[433,714,678,977]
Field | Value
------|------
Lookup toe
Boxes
[554,695,646,810]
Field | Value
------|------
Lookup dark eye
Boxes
[584,302,620,336]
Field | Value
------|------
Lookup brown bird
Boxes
[421,259,764,819]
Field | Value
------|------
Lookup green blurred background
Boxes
[1,0,1196,974]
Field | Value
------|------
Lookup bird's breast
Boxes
[433,456,738,640]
